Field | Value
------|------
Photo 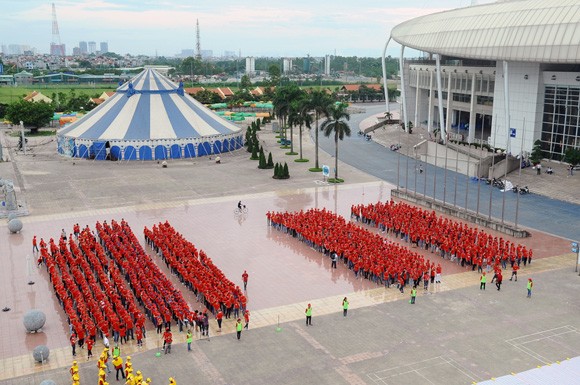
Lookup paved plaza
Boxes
[0,106,579,385]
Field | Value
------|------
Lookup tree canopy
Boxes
[6,100,54,130]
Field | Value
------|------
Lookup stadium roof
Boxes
[390,0,580,63]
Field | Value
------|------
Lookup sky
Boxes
[1,0,496,58]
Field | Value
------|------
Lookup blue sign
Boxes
[322,165,330,177]
[573,248,578,253]
[510,128,516,138]
[572,242,578,247]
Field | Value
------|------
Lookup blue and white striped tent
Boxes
[57,68,244,160]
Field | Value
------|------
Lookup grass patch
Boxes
[309,167,323,172]
[9,129,57,137]
[285,151,298,156]
[328,178,345,183]
[280,145,290,149]
[294,158,309,163]
[250,156,260,160]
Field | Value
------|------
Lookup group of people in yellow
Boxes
[68,347,176,385]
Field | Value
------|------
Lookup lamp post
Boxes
[20,120,26,155]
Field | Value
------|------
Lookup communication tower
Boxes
[196,19,202,60]
[50,3,65,56]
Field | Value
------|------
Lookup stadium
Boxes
[387,0,580,161]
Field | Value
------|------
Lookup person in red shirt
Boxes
[243,310,250,330]
[70,333,77,357]
[510,264,519,281]
[216,309,223,332]
[163,328,173,354]
[242,270,249,291]
[495,271,503,291]
[86,337,94,359]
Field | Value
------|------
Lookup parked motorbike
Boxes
[519,186,529,195]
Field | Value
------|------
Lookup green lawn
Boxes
[0,85,116,104]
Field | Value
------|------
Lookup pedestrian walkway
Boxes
[0,251,574,381]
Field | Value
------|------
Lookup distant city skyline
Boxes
[1,0,495,58]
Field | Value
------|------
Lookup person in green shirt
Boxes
[342,297,349,316]
[236,319,243,340]
[480,272,487,290]
[186,330,192,351]
[526,278,533,298]
[410,288,417,304]
[305,304,313,326]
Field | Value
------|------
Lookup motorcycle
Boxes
[519,186,529,195]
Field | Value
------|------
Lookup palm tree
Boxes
[320,103,351,181]
[295,98,312,161]
[307,90,333,170]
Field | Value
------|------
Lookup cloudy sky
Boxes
[1,0,495,57]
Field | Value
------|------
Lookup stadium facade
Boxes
[387,0,580,160]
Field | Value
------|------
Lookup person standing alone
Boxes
[342,297,349,316]
[305,304,313,326]
[480,272,487,290]
[242,270,249,291]
[527,278,533,298]
[236,319,243,340]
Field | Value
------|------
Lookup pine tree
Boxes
[247,138,253,153]
[258,150,266,168]
[283,162,289,178]
[274,163,280,178]
[251,143,259,160]
[267,152,274,168]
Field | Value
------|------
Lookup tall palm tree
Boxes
[307,90,333,170]
[296,98,313,161]
[320,103,351,181]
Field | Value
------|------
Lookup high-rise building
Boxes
[88,41,96,54]
[324,55,331,76]
[79,41,88,54]
[283,58,293,74]
[245,57,255,75]
[100,42,108,54]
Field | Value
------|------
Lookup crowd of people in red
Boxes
[351,200,533,271]
[267,208,441,291]
[95,219,191,335]
[37,225,146,354]
[144,221,247,320]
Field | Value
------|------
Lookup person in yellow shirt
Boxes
[113,355,125,380]
[168,377,177,385]
[134,370,143,384]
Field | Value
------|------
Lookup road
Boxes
[316,103,580,241]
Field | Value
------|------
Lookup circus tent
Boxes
[57,68,244,160]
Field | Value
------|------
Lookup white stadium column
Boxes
[435,54,446,142]
[399,45,409,132]
[381,37,391,115]
[468,72,476,143]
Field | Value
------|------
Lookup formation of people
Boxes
[144,221,248,321]
[267,208,440,292]
[36,225,147,359]
[351,200,533,271]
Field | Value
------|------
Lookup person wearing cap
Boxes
[113,354,125,381]
[169,378,176,385]
[243,310,250,330]
[69,360,78,376]
[242,270,249,291]
[87,337,94,359]
[124,357,132,378]
[135,370,143,384]
[305,304,312,326]
[527,278,533,298]
[236,319,243,340]
[102,347,111,373]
